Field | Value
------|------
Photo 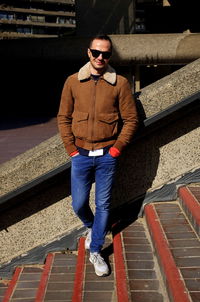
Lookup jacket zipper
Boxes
[90,79,98,150]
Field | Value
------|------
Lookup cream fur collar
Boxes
[78,62,116,85]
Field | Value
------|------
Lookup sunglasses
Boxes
[89,49,112,59]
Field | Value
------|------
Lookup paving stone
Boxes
[124,225,145,232]
[166,232,197,239]
[46,282,74,291]
[16,281,40,289]
[22,267,43,273]
[131,291,164,302]
[129,279,159,290]
[19,273,41,281]
[12,289,37,299]
[168,239,200,248]
[123,237,149,244]
[155,205,180,213]
[122,231,146,237]
[51,266,76,273]
[84,281,114,291]
[11,299,34,302]
[180,268,200,278]
[128,270,157,279]
[175,257,200,267]
[44,291,72,300]
[126,260,154,270]
[171,248,200,257]
[48,273,75,282]
[160,218,188,225]
[185,279,200,291]
[83,291,114,301]
[189,187,200,202]
[124,244,152,252]
[85,272,114,281]
[125,252,153,260]
[157,213,186,219]
[163,224,193,233]
[190,292,200,302]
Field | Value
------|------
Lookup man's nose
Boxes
[97,53,103,59]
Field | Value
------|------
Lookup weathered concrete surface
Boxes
[1,34,200,64]
[139,57,200,117]
[0,58,200,267]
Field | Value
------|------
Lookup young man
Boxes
[57,35,138,276]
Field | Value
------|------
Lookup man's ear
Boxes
[87,48,91,58]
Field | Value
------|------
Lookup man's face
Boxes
[88,39,112,74]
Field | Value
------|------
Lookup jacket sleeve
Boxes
[113,78,139,152]
[57,77,77,155]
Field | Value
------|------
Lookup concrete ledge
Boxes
[1,33,200,64]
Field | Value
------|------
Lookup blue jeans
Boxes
[71,152,117,253]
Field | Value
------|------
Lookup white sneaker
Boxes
[85,228,92,250]
[89,252,109,276]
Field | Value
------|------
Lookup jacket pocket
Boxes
[96,112,119,140]
[72,111,89,138]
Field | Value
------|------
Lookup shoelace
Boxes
[92,254,104,264]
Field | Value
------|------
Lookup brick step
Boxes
[178,185,200,237]
[145,200,200,302]
[1,185,199,301]
[113,218,170,302]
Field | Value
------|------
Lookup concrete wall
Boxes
[0,58,200,267]
[75,0,135,36]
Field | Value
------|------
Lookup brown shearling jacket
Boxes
[57,62,138,155]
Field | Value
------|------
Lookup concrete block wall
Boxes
[0,58,200,267]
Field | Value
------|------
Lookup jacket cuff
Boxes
[113,140,126,153]
[109,147,121,157]
[70,150,79,157]
[65,144,78,156]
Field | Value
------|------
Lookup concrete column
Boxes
[75,0,136,36]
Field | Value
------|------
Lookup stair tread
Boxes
[1,187,200,302]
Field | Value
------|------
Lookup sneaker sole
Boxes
[89,258,109,277]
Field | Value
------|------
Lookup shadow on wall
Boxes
[111,99,200,219]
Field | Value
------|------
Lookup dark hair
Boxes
[89,35,112,52]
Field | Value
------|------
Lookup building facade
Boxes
[0,0,75,38]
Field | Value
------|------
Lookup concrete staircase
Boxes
[1,185,199,302]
